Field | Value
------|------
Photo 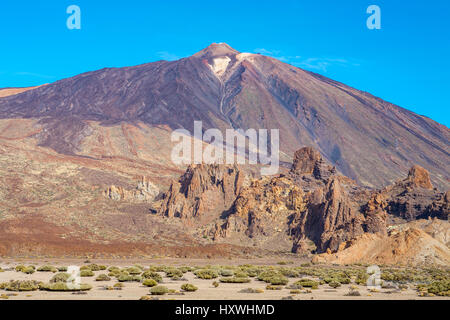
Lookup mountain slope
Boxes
[0,43,448,189]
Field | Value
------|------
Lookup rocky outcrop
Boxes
[372,166,448,221]
[157,164,245,224]
[290,147,336,183]
[214,147,386,254]
[151,146,448,257]
[104,176,159,202]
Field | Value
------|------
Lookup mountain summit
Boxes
[0,43,448,189]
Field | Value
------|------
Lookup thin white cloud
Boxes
[253,48,359,73]
[156,51,180,61]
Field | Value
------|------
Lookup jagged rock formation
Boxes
[104,176,159,202]
[368,165,449,221]
[157,164,246,225]
[215,147,383,253]
[157,146,448,258]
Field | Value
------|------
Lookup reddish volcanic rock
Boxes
[405,165,434,190]
[157,164,245,225]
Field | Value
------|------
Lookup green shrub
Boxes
[279,268,300,278]
[329,281,341,288]
[294,279,319,289]
[165,268,183,278]
[257,270,281,282]
[212,281,219,288]
[220,269,234,277]
[80,270,94,277]
[233,270,249,278]
[22,266,35,274]
[181,284,198,292]
[6,280,40,292]
[40,282,92,291]
[150,286,169,295]
[142,279,158,287]
[50,273,71,283]
[194,269,219,280]
[269,275,288,285]
[86,264,102,271]
[57,266,68,272]
[355,272,369,285]
[15,265,26,272]
[141,270,163,283]
[126,267,142,275]
[37,265,58,273]
[220,277,251,283]
[118,274,141,282]
[95,274,111,281]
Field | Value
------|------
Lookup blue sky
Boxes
[0,0,448,126]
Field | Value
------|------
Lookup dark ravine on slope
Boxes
[0,43,448,189]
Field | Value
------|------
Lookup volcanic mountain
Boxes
[0,43,448,190]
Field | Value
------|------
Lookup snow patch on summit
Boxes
[209,57,231,77]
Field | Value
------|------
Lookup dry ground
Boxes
[0,259,448,300]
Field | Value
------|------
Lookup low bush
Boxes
[220,277,251,283]
[5,280,40,292]
[293,279,319,289]
[37,265,58,273]
[329,281,341,288]
[150,285,169,296]
[80,270,94,277]
[50,273,71,283]
[194,269,219,280]
[57,266,68,272]
[165,268,183,278]
[141,270,163,283]
[39,282,92,291]
[268,275,288,285]
[220,269,234,277]
[126,267,142,275]
[142,279,158,287]
[212,281,219,288]
[95,274,111,281]
[181,284,198,292]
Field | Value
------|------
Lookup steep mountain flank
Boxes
[0,43,448,189]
